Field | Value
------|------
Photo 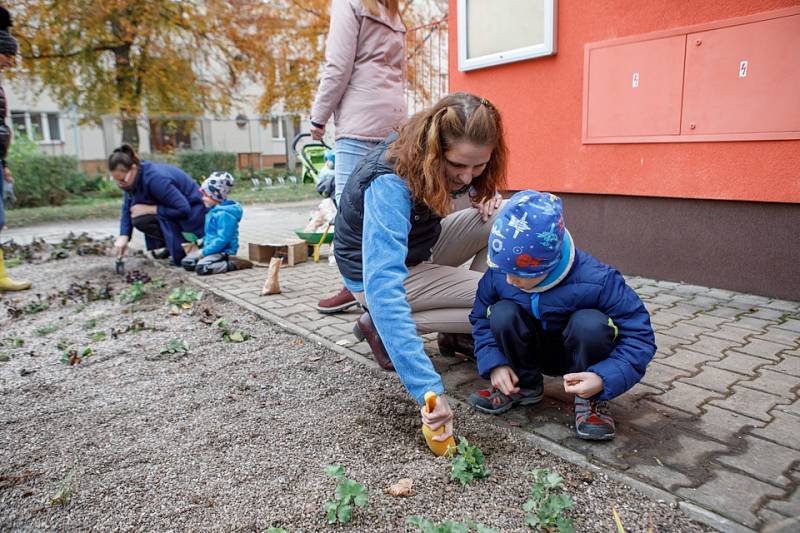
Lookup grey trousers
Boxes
[353,203,501,334]
[184,251,230,275]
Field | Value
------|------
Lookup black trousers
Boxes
[132,214,166,251]
[489,300,616,388]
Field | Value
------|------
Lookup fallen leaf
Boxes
[508,421,523,427]
[334,356,347,363]
[169,305,181,316]
[386,478,413,497]
[308,356,322,362]
[335,339,350,346]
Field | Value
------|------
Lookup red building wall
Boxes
[448,0,800,204]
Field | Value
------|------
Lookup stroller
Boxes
[292,133,331,184]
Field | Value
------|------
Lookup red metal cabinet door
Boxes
[683,14,800,135]
[586,35,686,138]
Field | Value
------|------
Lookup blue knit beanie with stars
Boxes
[487,190,574,280]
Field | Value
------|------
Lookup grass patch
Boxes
[5,183,319,229]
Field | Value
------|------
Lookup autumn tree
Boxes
[9,0,448,148]
[10,0,275,146]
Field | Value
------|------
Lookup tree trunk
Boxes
[121,119,139,148]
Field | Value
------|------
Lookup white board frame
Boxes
[457,0,557,72]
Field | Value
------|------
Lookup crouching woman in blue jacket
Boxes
[469,190,656,441]
[109,145,206,265]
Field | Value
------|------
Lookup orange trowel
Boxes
[422,391,457,457]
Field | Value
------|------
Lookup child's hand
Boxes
[563,372,604,398]
[420,394,454,442]
[490,365,520,396]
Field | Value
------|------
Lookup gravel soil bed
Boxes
[0,253,711,532]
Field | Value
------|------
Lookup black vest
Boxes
[0,85,10,160]
[334,133,443,282]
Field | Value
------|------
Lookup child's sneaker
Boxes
[574,397,615,440]
[469,384,543,415]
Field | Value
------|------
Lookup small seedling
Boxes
[323,464,368,525]
[60,347,93,366]
[213,318,251,343]
[150,279,166,289]
[5,257,22,268]
[83,318,98,330]
[450,437,490,485]
[56,338,69,351]
[35,325,59,337]
[89,331,107,342]
[22,297,50,315]
[160,338,189,355]
[266,528,288,533]
[3,337,26,347]
[119,280,148,303]
[523,469,574,532]
[407,517,499,533]
[50,454,79,506]
[167,287,202,306]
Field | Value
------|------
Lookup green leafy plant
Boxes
[213,318,251,343]
[83,318,98,330]
[523,469,574,532]
[35,325,59,337]
[167,286,202,306]
[3,337,26,347]
[450,437,490,485]
[407,517,499,533]
[22,297,50,314]
[150,279,166,289]
[49,454,79,506]
[56,338,69,351]
[119,280,148,303]
[5,257,22,268]
[323,464,368,525]
[160,338,189,355]
[60,347,93,366]
[89,331,107,342]
[266,528,288,533]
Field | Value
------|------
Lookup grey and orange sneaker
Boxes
[574,397,615,440]
[469,384,543,415]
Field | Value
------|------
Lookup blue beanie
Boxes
[487,190,574,279]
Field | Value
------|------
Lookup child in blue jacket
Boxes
[181,172,247,275]
[468,190,656,440]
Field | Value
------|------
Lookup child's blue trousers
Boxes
[489,300,616,388]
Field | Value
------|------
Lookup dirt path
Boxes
[0,249,710,532]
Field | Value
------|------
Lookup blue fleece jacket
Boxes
[119,161,205,238]
[470,249,656,401]
[201,200,242,256]
[342,174,444,405]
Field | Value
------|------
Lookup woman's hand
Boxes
[420,394,454,442]
[3,167,13,183]
[310,124,325,141]
[129,204,157,218]
[473,192,503,222]
[563,372,604,399]
[490,365,520,396]
[114,235,130,257]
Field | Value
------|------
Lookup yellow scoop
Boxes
[422,391,457,457]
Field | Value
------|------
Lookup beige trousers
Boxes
[353,203,500,334]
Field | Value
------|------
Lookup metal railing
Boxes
[406,16,448,115]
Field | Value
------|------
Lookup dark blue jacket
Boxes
[470,248,656,401]
[119,161,206,239]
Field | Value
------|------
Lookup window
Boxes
[8,111,63,143]
[271,116,284,140]
[457,0,557,72]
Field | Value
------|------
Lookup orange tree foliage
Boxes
[10,0,446,143]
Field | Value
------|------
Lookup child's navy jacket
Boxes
[470,248,656,401]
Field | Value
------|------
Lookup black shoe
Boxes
[437,332,475,359]
[151,248,170,260]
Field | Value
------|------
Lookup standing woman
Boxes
[310,0,407,314]
[335,92,507,443]
[110,145,206,266]
[0,6,30,292]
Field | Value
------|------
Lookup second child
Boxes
[181,172,250,275]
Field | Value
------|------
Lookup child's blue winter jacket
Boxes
[201,200,242,256]
[470,248,656,401]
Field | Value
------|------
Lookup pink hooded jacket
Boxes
[310,0,407,141]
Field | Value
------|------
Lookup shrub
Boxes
[176,150,236,183]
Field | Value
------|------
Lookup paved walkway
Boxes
[5,203,799,532]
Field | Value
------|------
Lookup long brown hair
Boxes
[388,92,508,217]
[108,144,140,171]
[362,0,400,19]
